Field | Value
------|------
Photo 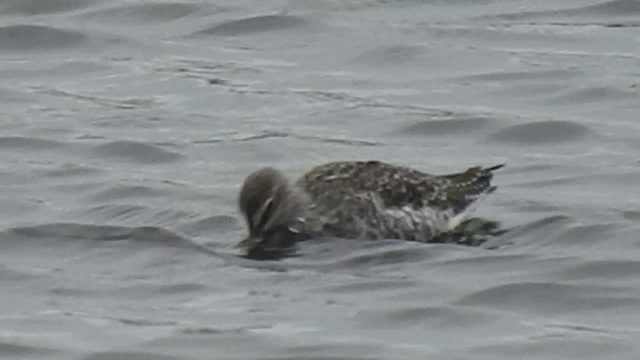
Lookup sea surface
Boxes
[1,0,640,359]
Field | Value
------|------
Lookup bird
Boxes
[237,160,505,260]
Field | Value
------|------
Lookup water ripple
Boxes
[0,341,60,358]
[454,282,640,314]
[488,120,591,145]
[0,24,109,51]
[0,136,66,150]
[0,0,101,15]
[195,14,309,36]
[394,116,498,137]
[78,2,205,24]
[482,0,640,26]
[91,140,184,164]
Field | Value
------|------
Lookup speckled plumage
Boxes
[237,160,504,259]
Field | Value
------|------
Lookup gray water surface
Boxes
[2,0,640,359]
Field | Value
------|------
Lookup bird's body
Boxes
[237,160,504,259]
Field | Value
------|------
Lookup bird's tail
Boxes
[441,163,505,223]
[445,163,505,195]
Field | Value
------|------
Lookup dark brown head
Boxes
[236,167,306,253]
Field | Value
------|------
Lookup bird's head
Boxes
[236,167,306,254]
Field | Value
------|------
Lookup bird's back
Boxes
[295,160,503,242]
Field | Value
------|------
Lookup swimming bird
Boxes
[237,160,504,259]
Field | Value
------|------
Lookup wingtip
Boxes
[486,163,506,172]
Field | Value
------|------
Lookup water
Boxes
[1,0,640,359]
